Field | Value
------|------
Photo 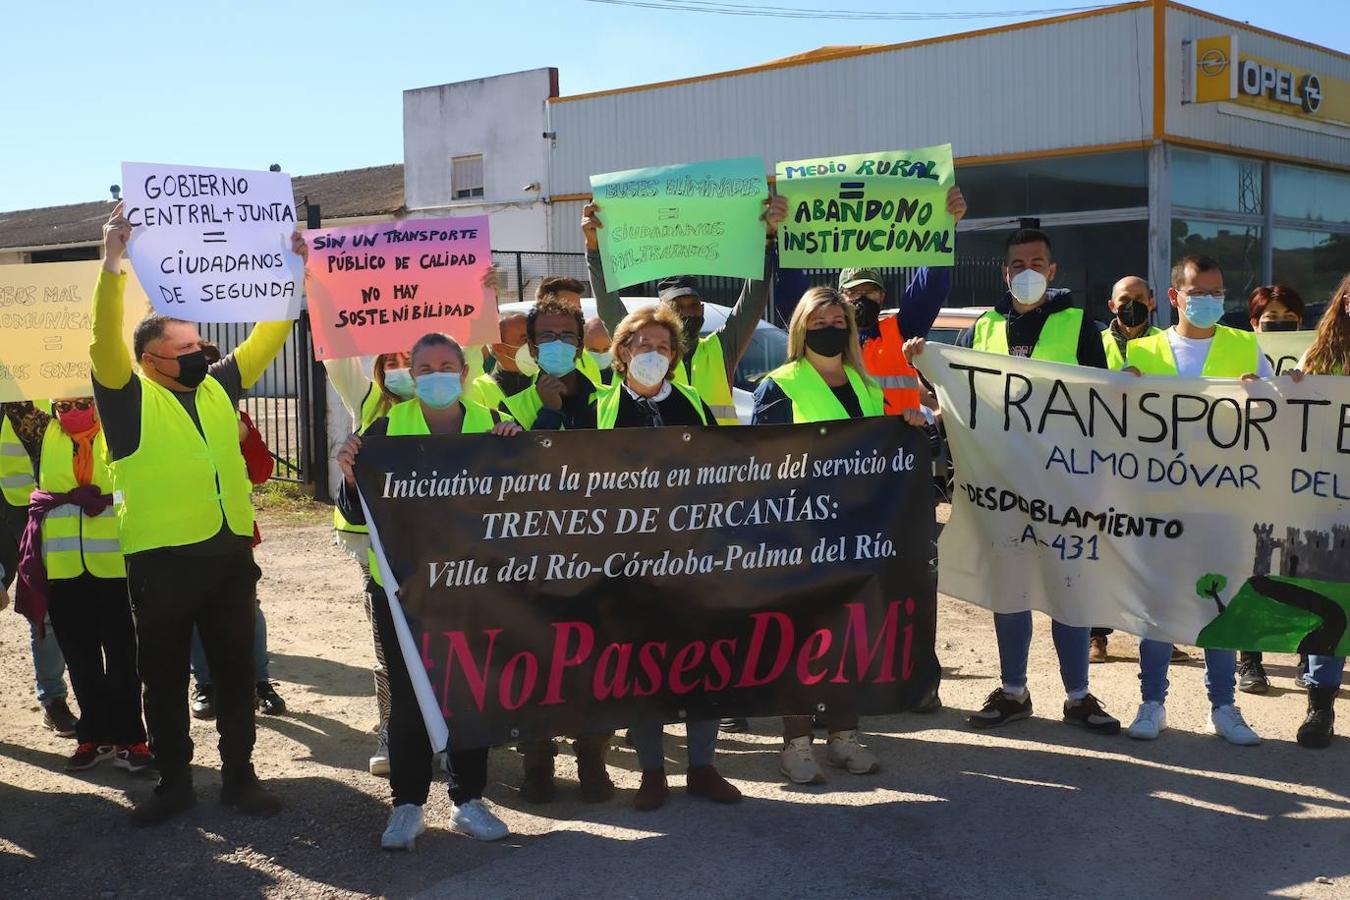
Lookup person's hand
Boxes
[291,231,309,263]
[946,186,967,223]
[103,201,132,272]
[337,433,363,485]
[1240,372,1260,382]
[480,265,503,295]
[902,337,926,363]
[535,375,564,410]
[237,418,249,444]
[762,194,788,236]
[1286,368,1305,384]
[1122,366,1142,377]
[581,202,603,251]
[492,421,523,437]
[901,408,927,428]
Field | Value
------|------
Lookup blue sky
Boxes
[1,0,1343,211]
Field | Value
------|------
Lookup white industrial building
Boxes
[401,0,1349,320]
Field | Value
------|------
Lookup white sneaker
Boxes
[450,799,508,841]
[1126,702,1167,740]
[369,732,390,777]
[778,736,826,784]
[1209,704,1261,746]
[380,804,425,851]
[825,730,880,775]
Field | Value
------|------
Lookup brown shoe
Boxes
[685,765,741,804]
[633,768,668,811]
[518,740,556,804]
[574,734,615,803]
[1088,635,1108,663]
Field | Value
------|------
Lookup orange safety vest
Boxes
[860,315,922,415]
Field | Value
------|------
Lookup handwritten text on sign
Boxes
[776,144,956,268]
[121,162,303,323]
[0,260,150,402]
[304,216,494,360]
[589,156,768,291]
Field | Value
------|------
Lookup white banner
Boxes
[916,343,1350,654]
[122,162,303,322]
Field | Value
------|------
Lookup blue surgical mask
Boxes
[382,367,415,399]
[415,371,463,409]
[587,349,613,370]
[536,341,578,377]
[1183,293,1225,329]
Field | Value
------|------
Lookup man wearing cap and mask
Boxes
[581,196,787,425]
[1101,275,1163,370]
[910,227,1118,737]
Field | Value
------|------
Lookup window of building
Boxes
[1273,165,1350,225]
[954,150,1148,219]
[1171,219,1263,312]
[452,154,484,199]
[1273,228,1350,310]
[1172,149,1263,215]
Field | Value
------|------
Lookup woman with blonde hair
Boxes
[752,286,922,784]
[1292,273,1350,749]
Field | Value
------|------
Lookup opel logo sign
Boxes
[1302,73,1323,113]
[1199,47,1229,77]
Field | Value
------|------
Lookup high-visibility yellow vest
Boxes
[499,376,599,430]
[673,334,737,425]
[468,372,510,413]
[766,359,884,423]
[368,398,506,587]
[594,381,708,430]
[576,349,604,389]
[972,308,1084,363]
[334,384,391,536]
[109,374,255,555]
[1102,325,1163,370]
[0,415,36,507]
[1126,326,1260,378]
[37,421,124,579]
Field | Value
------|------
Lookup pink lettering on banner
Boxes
[304,215,496,360]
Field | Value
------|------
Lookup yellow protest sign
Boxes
[0,260,151,401]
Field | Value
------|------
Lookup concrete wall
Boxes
[403,68,559,252]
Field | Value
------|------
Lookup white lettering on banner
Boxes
[915,343,1350,653]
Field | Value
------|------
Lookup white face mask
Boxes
[1009,269,1048,305]
[586,349,614,370]
[513,343,540,377]
[627,350,670,388]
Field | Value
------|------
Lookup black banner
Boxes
[355,418,938,750]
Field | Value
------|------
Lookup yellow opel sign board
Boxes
[1186,34,1348,127]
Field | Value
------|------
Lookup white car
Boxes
[497,298,787,424]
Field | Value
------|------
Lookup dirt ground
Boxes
[1,500,1347,899]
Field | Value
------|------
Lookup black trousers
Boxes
[127,546,260,785]
[47,573,146,746]
[369,579,487,806]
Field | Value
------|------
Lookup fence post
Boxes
[305,202,330,503]
[515,252,526,303]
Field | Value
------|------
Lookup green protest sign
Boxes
[590,156,769,290]
[776,144,956,269]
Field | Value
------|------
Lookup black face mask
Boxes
[850,298,880,331]
[166,350,209,389]
[1260,319,1299,332]
[681,315,704,350]
[804,325,850,358]
[1116,301,1149,328]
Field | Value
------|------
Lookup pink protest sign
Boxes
[304,216,495,360]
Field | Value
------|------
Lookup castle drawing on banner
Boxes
[1252,524,1350,582]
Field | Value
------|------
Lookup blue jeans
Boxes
[1307,655,1345,689]
[191,604,270,686]
[993,611,1089,695]
[1138,640,1236,707]
[31,615,69,706]
[630,720,719,771]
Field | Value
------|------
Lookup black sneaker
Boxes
[1063,694,1121,735]
[190,685,215,720]
[131,781,197,826]
[968,688,1032,729]
[1237,659,1270,695]
[1297,688,1336,749]
[913,680,943,714]
[115,742,156,773]
[67,742,114,771]
[42,699,79,738]
[718,718,748,733]
[256,682,286,715]
[221,765,283,817]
